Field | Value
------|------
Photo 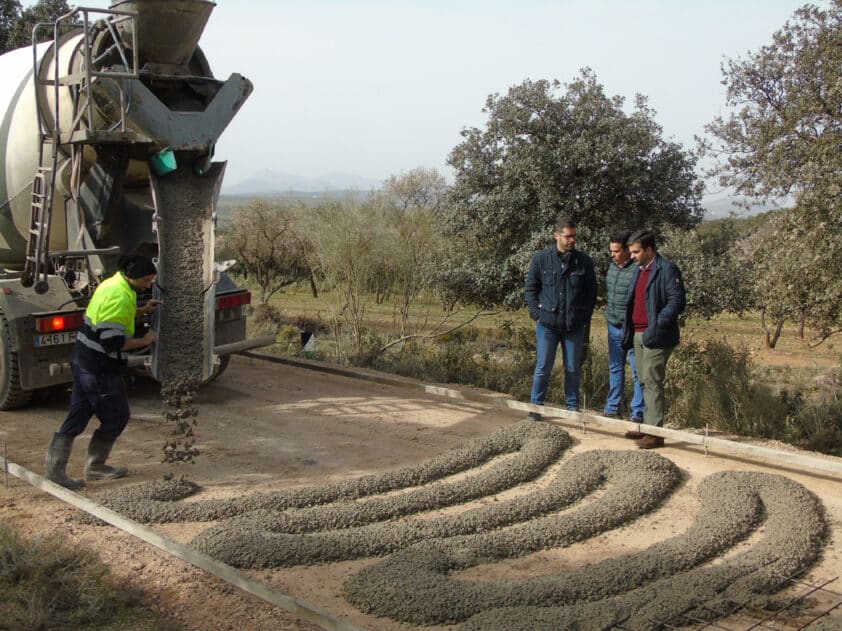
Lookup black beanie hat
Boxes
[118,254,157,279]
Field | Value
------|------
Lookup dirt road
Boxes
[1,355,841,630]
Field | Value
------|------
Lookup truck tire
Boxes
[0,310,32,410]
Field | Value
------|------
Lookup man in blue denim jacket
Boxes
[525,217,597,418]
[621,229,686,448]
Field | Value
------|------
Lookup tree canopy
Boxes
[373,167,449,217]
[660,221,750,321]
[439,69,703,308]
[0,0,74,54]
[704,0,841,345]
[703,0,841,209]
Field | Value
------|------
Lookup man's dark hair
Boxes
[554,216,577,232]
[627,229,657,251]
[610,230,631,246]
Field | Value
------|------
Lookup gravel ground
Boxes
[83,420,829,629]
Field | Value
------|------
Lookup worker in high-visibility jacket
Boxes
[45,254,161,489]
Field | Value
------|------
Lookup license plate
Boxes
[34,332,77,347]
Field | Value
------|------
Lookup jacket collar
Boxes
[639,253,661,273]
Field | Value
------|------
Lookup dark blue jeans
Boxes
[530,322,585,411]
[58,364,130,442]
[605,322,645,418]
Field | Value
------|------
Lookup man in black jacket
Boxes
[621,229,686,448]
[525,217,597,418]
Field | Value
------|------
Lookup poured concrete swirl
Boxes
[349,471,826,629]
[85,421,828,628]
[84,421,571,524]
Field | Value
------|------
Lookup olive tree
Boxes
[370,168,452,337]
[306,200,386,361]
[376,167,449,216]
[440,69,703,309]
[222,199,313,304]
[306,179,489,364]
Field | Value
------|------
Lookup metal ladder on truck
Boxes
[21,166,53,293]
[22,8,139,293]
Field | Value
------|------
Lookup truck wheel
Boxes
[0,310,32,410]
[205,354,230,384]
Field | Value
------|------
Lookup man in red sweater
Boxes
[621,230,686,449]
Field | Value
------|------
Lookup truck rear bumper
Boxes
[125,334,276,369]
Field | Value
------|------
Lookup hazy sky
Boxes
[81,1,816,191]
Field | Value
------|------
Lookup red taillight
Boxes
[216,291,251,310]
[35,312,84,333]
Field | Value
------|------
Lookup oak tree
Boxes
[704,1,841,345]
[440,69,703,308]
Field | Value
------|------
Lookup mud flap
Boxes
[148,161,225,383]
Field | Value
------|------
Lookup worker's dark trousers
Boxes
[58,363,130,442]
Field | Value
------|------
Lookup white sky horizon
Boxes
[33,1,824,200]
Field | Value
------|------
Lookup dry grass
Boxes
[0,522,183,631]
[251,281,840,379]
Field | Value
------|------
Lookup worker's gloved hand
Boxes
[138,299,162,316]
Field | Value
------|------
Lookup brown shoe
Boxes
[636,434,665,449]
[624,430,646,440]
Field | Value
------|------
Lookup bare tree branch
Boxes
[378,308,502,354]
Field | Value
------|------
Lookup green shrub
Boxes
[372,325,535,399]
[665,339,789,437]
[344,327,386,366]
[784,364,842,455]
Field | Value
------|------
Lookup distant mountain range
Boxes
[223,170,382,195]
[223,170,781,221]
[701,195,781,219]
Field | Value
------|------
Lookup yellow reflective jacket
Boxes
[74,273,138,371]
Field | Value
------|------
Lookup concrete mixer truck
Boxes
[0,0,270,409]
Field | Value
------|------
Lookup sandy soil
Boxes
[1,354,841,630]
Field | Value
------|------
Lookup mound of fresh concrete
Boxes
[81,420,571,524]
[192,448,680,568]
[347,470,825,629]
[83,421,828,628]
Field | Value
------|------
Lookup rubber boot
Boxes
[45,433,86,490]
[85,435,128,480]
